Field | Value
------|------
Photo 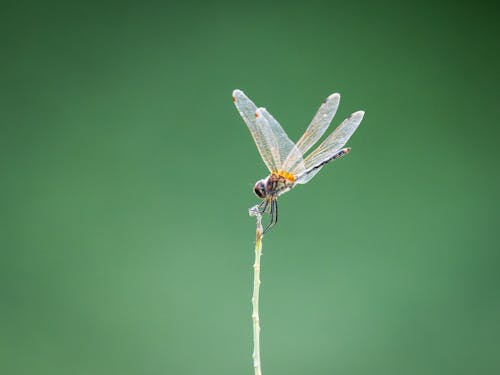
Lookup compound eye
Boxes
[253,181,266,198]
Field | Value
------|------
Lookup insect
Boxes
[233,89,364,232]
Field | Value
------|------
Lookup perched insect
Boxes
[233,89,364,232]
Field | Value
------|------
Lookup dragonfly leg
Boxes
[274,199,278,226]
[263,199,278,233]
[258,199,269,214]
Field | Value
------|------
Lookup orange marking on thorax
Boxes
[276,170,296,182]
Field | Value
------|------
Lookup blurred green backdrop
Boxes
[1,0,499,374]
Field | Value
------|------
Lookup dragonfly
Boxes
[233,89,364,232]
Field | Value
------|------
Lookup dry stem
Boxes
[249,205,263,375]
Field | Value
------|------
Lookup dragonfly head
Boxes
[253,179,267,199]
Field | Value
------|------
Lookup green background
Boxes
[1,1,499,374]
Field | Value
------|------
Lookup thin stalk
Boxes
[249,205,264,375]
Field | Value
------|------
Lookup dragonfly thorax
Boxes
[253,173,295,199]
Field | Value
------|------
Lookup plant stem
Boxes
[249,205,263,375]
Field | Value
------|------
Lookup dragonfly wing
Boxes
[296,165,321,185]
[254,108,284,171]
[233,89,279,172]
[303,110,364,173]
[295,93,341,155]
[296,147,351,184]
[258,108,306,176]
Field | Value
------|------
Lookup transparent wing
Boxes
[303,110,364,171]
[295,93,341,155]
[233,89,278,172]
[254,108,283,171]
[296,147,351,184]
[296,165,321,185]
[257,108,306,176]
